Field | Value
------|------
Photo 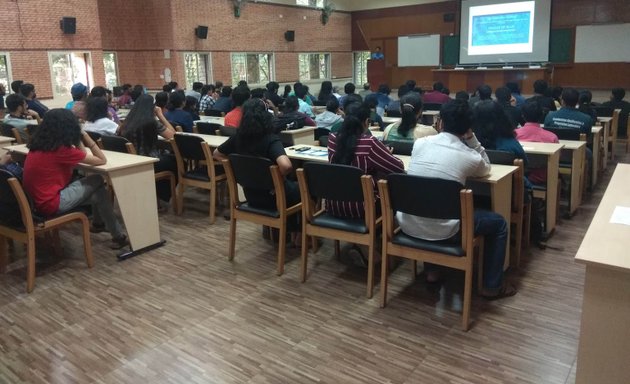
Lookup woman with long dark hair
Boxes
[22,108,128,249]
[318,81,333,102]
[120,94,177,204]
[382,92,437,142]
[327,102,404,219]
[84,96,119,136]
[473,100,527,165]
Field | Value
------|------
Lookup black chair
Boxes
[85,131,103,148]
[383,140,413,156]
[171,134,226,223]
[592,106,614,118]
[378,174,482,331]
[195,122,220,135]
[222,154,301,276]
[385,109,401,117]
[297,162,380,298]
[423,103,442,111]
[219,125,237,137]
[0,123,22,144]
[544,127,582,141]
[314,127,330,141]
[318,135,329,147]
[204,109,224,117]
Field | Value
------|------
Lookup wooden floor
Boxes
[1,147,628,384]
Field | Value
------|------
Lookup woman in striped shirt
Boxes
[327,102,404,219]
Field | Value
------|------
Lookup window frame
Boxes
[353,51,370,86]
[230,52,275,87]
[298,52,331,82]
[102,51,119,90]
[183,52,213,90]
[47,51,94,100]
[0,52,13,92]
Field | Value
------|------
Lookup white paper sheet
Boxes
[610,206,630,226]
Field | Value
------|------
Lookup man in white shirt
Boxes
[399,99,516,299]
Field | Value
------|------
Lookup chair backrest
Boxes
[204,109,224,117]
[318,135,329,147]
[227,154,275,191]
[86,131,102,142]
[302,162,366,203]
[486,150,516,165]
[0,168,36,229]
[1,123,15,138]
[173,134,206,161]
[101,135,135,154]
[383,140,413,156]
[219,125,237,137]
[423,103,442,111]
[544,127,582,141]
[24,125,38,143]
[385,109,401,117]
[593,106,613,117]
[196,122,220,135]
[386,173,463,220]
[314,127,330,140]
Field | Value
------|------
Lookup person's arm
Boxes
[370,137,405,173]
[155,106,175,139]
[463,129,491,177]
[26,109,42,124]
[79,131,107,166]
[212,148,228,161]
[275,155,293,176]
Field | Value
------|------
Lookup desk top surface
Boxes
[4,144,157,172]
[576,164,630,270]
[181,133,228,147]
[519,141,564,155]
[196,116,225,125]
[558,140,587,150]
[0,136,14,144]
[597,116,613,123]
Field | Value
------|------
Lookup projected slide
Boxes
[468,1,535,56]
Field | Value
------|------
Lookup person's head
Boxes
[250,88,265,99]
[5,93,27,114]
[231,85,251,107]
[533,79,548,95]
[294,85,307,100]
[237,98,273,142]
[283,84,291,95]
[28,108,81,151]
[221,86,232,98]
[90,86,107,98]
[154,91,168,109]
[71,83,88,101]
[266,81,279,93]
[441,88,450,96]
[551,86,563,102]
[168,81,178,91]
[432,82,444,91]
[130,85,144,101]
[455,91,470,101]
[343,82,355,95]
[162,83,173,93]
[579,90,592,105]
[521,100,543,123]
[375,46,381,52]
[440,99,473,136]
[192,82,203,92]
[167,90,185,110]
[611,87,626,102]
[397,84,410,98]
[11,80,23,94]
[200,84,214,96]
[326,97,340,113]
[398,92,423,137]
[19,83,35,98]
[561,88,579,108]
[319,81,333,100]
[494,86,512,105]
[473,100,514,145]
[405,80,417,91]
[121,94,158,154]
[283,96,300,113]
[331,102,371,165]
[363,83,370,91]
[184,95,198,112]
[378,83,390,95]
[344,93,364,110]
[215,81,223,90]
[237,80,248,88]
[505,82,520,95]
[86,96,110,122]
[478,85,492,100]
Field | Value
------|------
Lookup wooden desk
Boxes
[575,164,630,384]
[286,145,517,270]
[597,116,612,169]
[280,126,316,146]
[181,132,228,148]
[196,116,225,125]
[558,140,586,216]
[520,142,563,234]
[0,136,14,155]
[3,144,163,260]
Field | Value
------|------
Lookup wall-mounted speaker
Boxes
[443,13,455,22]
[195,25,208,39]
[284,30,295,42]
[60,17,76,34]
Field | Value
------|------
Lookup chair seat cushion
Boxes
[392,232,465,257]
[237,203,280,218]
[311,213,367,234]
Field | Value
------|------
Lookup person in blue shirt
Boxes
[370,46,384,60]
[164,90,194,132]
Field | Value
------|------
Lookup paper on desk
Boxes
[610,206,630,226]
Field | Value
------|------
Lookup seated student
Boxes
[264,82,284,108]
[363,94,385,131]
[3,93,41,142]
[399,99,516,299]
[116,84,133,107]
[516,101,558,184]
[212,86,233,114]
[544,88,592,137]
[315,97,343,132]
[185,82,203,101]
[282,84,291,99]
[578,90,597,125]
[19,83,49,117]
[526,80,557,120]
[224,85,251,128]
[474,100,529,166]
[338,82,356,107]
[120,95,177,205]
[272,96,315,132]
[294,85,315,118]
[358,83,372,99]
[199,84,216,112]
[469,84,492,109]
[164,91,194,132]
[90,86,119,123]
[22,109,128,249]
[11,80,23,95]
[154,91,169,114]
[327,102,404,219]
[129,84,145,104]
[318,81,334,103]
[213,98,301,239]
[0,84,5,119]
[84,97,119,136]
[67,83,89,121]
[184,95,200,121]
[374,84,392,117]
[506,82,526,107]
[387,84,410,114]
[383,92,437,142]
[495,86,524,127]
[423,82,451,105]
[602,87,630,138]
[551,86,563,110]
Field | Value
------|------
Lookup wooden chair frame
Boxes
[222,158,301,275]
[297,168,380,298]
[377,179,482,331]
[0,177,93,293]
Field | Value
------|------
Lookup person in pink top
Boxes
[515,100,558,184]
[422,82,451,105]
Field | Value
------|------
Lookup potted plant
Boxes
[321,0,335,25]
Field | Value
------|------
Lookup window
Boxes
[353,51,370,86]
[231,53,274,86]
[103,52,118,89]
[184,52,212,90]
[0,53,11,92]
[296,0,324,7]
[48,52,93,99]
[298,53,330,81]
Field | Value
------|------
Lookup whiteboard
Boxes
[574,24,630,63]
[398,34,441,67]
